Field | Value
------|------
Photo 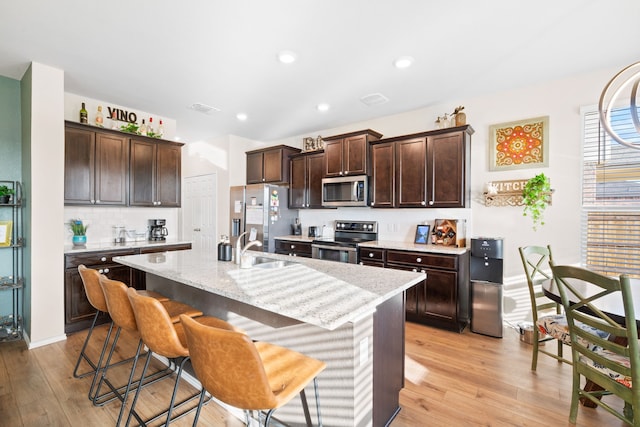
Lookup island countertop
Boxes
[114,250,424,331]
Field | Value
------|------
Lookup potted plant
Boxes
[69,219,88,246]
[522,173,552,230]
[0,185,14,204]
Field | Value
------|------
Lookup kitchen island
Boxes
[114,250,425,427]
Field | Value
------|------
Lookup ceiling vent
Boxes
[360,93,389,107]
[188,103,221,115]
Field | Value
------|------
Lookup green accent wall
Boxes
[0,75,22,320]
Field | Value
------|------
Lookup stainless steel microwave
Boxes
[321,175,368,207]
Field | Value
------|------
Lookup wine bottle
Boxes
[139,119,147,136]
[148,117,154,135]
[79,102,88,124]
[95,105,104,127]
[158,120,164,137]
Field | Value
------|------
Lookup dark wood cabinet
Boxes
[64,243,192,334]
[359,246,470,332]
[64,122,129,205]
[289,151,325,209]
[130,138,183,207]
[274,239,312,258]
[323,130,382,177]
[246,145,300,184]
[369,126,473,209]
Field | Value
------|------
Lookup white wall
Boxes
[261,66,618,279]
[23,62,66,347]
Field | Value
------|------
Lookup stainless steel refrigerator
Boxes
[229,184,296,254]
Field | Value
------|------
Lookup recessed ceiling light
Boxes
[393,56,414,69]
[277,50,297,64]
[316,103,330,112]
[236,113,248,121]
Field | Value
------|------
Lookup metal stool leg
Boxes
[73,311,107,379]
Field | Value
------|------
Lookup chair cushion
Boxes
[536,315,610,349]
[579,349,632,388]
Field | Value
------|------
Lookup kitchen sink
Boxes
[249,256,296,269]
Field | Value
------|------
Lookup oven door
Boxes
[312,243,358,264]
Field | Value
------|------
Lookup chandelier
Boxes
[599,61,640,149]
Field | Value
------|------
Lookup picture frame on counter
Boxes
[414,224,430,244]
[0,220,12,247]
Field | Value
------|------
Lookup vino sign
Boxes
[107,107,137,124]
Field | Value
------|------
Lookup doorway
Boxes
[182,174,217,256]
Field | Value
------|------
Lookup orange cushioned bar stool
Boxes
[97,276,203,427]
[75,265,170,402]
[180,314,326,427]
[125,288,242,427]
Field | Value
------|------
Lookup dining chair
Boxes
[519,245,572,370]
[550,263,640,426]
[180,313,327,426]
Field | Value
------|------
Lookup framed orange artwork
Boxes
[489,116,549,171]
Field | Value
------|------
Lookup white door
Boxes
[182,174,217,256]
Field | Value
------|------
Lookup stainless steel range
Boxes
[311,220,378,264]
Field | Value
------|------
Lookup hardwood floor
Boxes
[0,322,628,426]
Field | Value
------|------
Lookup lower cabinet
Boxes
[274,239,312,258]
[64,243,192,334]
[359,247,469,332]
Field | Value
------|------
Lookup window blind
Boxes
[581,107,640,278]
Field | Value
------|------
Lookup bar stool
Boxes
[74,265,169,401]
[125,287,242,427]
[180,314,326,427]
[97,276,204,427]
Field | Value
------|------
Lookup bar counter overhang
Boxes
[114,250,425,427]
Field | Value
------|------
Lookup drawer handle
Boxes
[416,257,422,263]
[412,268,418,272]
[291,245,295,249]
[98,269,104,274]
[103,268,110,274]
[368,253,374,258]
[101,257,107,262]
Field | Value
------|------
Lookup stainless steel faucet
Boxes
[235,231,263,265]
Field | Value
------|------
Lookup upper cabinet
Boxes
[289,151,326,209]
[64,122,129,205]
[64,121,183,207]
[369,126,473,208]
[130,138,183,207]
[246,145,301,184]
[323,130,382,177]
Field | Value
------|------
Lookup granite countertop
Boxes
[64,239,192,254]
[359,240,468,255]
[114,251,424,331]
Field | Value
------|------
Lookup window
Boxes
[581,106,640,278]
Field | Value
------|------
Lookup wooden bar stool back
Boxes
[180,314,326,426]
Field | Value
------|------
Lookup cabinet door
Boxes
[307,152,325,208]
[343,135,367,175]
[387,263,425,315]
[246,151,264,184]
[427,132,465,208]
[262,149,283,183]
[64,127,95,204]
[323,139,344,177]
[95,133,129,205]
[289,156,307,208]
[156,143,182,207]
[370,142,395,208]
[129,139,156,206]
[422,268,457,321]
[396,137,427,207]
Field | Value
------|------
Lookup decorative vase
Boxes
[455,111,467,126]
[72,235,87,246]
[0,195,10,204]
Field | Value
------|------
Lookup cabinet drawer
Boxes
[359,248,385,262]
[275,240,312,256]
[65,249,137,269]
[386,250,457,270]
[139,243,192,254]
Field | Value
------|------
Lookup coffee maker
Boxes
[148,219,168,241]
